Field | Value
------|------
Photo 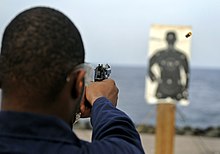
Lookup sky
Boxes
[0,0,220,69]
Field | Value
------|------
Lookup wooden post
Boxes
[155,103,176,154]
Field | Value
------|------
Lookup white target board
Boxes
[145,24,192,106]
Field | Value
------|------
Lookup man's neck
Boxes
[1,97,72,128]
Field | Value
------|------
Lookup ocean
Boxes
[0,66,219,129]
[111,66,220,129]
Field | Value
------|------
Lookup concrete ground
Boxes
[74,129,220,154]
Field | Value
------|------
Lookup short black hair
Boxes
[0,7,85,101]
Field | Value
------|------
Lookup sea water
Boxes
[0,66,219,128]
[111,66,220,128]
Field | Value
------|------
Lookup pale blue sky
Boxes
[0,0,220,68]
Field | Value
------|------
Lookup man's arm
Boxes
[80,79,144,153]
[87,97,144,154]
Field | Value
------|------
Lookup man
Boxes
[0,7,144,153]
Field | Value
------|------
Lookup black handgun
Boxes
[94,64,111,81]
[83,64,111,109]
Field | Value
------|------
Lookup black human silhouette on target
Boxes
[149,31,189,100]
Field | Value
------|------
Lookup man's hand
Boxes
[80,79,119,118]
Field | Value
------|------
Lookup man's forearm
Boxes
[90,97,144,153]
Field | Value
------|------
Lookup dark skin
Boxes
[0,69,119,127]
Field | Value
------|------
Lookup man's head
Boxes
[166,31,176,45]
[0,7,85,125]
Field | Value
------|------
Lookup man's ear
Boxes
[0,80,1,88]
[68,69,86,100]
[0,57,2,89]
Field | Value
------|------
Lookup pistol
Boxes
[83,64,111,108]
[94,64,111,81]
